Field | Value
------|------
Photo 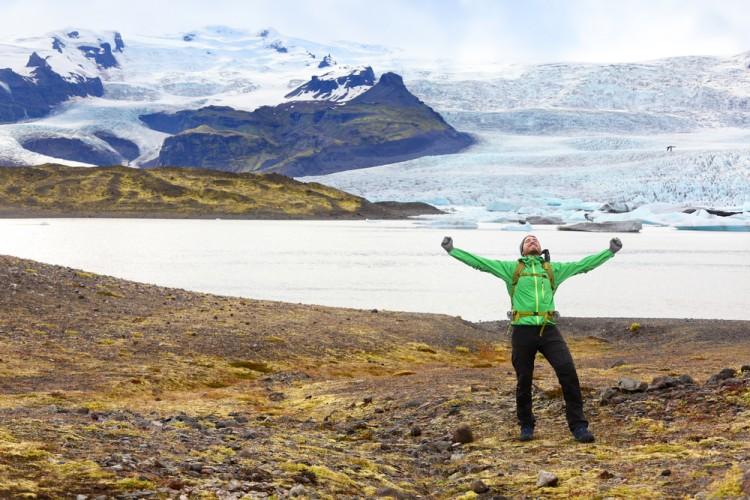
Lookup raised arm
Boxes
[441,236,515,283]
[552,238,621,285]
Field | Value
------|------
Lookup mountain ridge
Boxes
[141,71,474,176]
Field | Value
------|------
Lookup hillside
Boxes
[0,255,749,497]
[0,165,441,219]
[142,72,474,176]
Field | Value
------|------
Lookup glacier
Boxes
[0,25,749,227]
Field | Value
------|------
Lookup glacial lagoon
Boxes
[0,218,747,321]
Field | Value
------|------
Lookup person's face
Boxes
[522,235,541,255]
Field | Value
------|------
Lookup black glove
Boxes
[441,236,453,253]
[609,237,622,254]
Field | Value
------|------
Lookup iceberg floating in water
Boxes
[558,221,643,233]
[500,222,533,231]
[675,224,750,232]
[486,199,519,212]
[415,217,479,229]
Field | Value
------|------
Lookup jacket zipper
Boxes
[532,260,540,324]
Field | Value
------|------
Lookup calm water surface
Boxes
[0,219,747,321]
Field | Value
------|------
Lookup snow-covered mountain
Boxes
[1,25,750,223]
[305,55,750,223]
[0,26,395,166]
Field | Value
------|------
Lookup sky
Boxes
[2,0,750,65]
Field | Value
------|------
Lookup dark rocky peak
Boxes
[258,29,270,38]
[52,37,65,53]
[67,31,80,39]
[26,52,49,69]
[269,40,288,53]
[78,42,119,69]
[318,54,336,69]
[350,71,422,108]
[183,33,196,42]
[114,32,125,52]
[349,66,375,85]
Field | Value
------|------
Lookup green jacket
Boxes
[449,247,615,326]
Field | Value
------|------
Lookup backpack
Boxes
[510,259,556,299]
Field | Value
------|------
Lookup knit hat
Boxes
[520,235,530,255]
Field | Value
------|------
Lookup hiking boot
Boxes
[572,426,595,443]
[519,425,534,441]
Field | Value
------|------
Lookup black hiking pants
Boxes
[511,324,588,431]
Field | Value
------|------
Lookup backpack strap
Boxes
[510,259,556,299]
[510,261,525,299]
[542,261,556,291]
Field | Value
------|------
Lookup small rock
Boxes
[609,359,626,368]
[410,426,422,437]
[76,495,88,500]
[471,479,489,493]
[246,482,275,492]
[268,392,285,401]
[470,384,491,392]
[240,430,258,440]
[648,376,678,391]
[375,487,405,498]
[428,440,452,453]
[598,470,614,479]
[660,469,671,476]
[363,396,373,405]
[742,468,750,495]
[227,479,243,491]
[167,479,185,490]
[599,387,619,405]
[450,452,464,461]
[447,405,461,416]
[289,484,305,497]
[617,377,647,392]
[292,469,318,485]
[452,423,474,444]
[536,470,559,487]
[741,365,750,373]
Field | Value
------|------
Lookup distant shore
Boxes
[0,164,443,220]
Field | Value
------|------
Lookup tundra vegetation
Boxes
[0,256,748,497]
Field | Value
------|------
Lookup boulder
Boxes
[706,368,737,385]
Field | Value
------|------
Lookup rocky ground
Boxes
[1,254,749,498]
